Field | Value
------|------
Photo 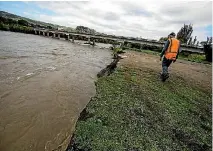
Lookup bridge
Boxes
[34,29,204,54]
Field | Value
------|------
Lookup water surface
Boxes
[0,31,112,151]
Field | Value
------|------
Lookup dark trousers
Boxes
[162,57,172,75]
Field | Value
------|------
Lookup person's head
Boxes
[168,32,176,38]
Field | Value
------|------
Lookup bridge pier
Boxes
[34,30,37,35]
[65,34,69,40]
[49,32,53,37]
[47,32,49,37]
[58,33,60,39]
[92,39,95,46]
[52,33,55,38]
[72,36,75,43]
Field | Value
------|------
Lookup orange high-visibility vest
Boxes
[165,38,180,60]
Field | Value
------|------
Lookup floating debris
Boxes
[26,73,34,76]
[118,55,127,59]
[46,66,56,71]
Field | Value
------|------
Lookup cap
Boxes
[169,32,176,36]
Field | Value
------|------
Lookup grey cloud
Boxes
[89,20,120,30]
[160,1,212,23]
[104,12,120,21]
[69,2,89,10]
[34,1,211,41]
[117,1,152,17]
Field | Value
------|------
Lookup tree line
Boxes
[0,16,34,33]
[159,24,212,47]
[0,16,55,33]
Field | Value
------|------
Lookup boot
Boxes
[160,73,169,82]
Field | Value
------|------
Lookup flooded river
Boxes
[0,31,112,151]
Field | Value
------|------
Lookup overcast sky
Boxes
[0,1,212,41]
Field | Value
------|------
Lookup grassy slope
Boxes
[71,66,212,151]
[0,11,59,27]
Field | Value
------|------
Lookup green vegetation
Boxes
[112,48,123,55]
[0,11,59,29]
[179,53,206,63]
[71,67,211,151]
[17,19,28,26]
[177,24,193,44]
[0,14,36,34]
[127,48,207,63]
[159,37,168,42]
[0,22,34,34]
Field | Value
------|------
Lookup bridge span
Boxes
[34,29,204,54]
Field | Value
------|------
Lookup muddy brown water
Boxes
[0,31,112,151]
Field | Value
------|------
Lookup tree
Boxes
[201,37,213,46]
[0,16,7,23]
[187,37,193,45]
[7,18,17,24]
[159,37,168,42]
[177,24,193,44]
[18,19,28,26]
[196,41,199,46]
[47,25,53,29]
[200,36,212,62]
[76,26,96,34]
[207,37,212,44]
[192,36,197,45]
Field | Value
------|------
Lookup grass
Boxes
[113,48,123,55]
[139,49,161,55]
[179,54,206,63]
[70,66,212,151]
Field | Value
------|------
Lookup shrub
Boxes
[187,54,206,62]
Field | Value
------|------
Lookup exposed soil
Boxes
[120,51,212,92]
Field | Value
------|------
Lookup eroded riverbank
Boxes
[0,31,112,151]
[69,51,212,151]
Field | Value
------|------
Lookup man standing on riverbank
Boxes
[160,32,181,81]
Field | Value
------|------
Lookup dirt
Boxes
[119,51,212,92]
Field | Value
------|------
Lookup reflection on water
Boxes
[0,31,112,151]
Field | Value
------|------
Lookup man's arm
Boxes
[175,42,181,59]
[160,40,170,58]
